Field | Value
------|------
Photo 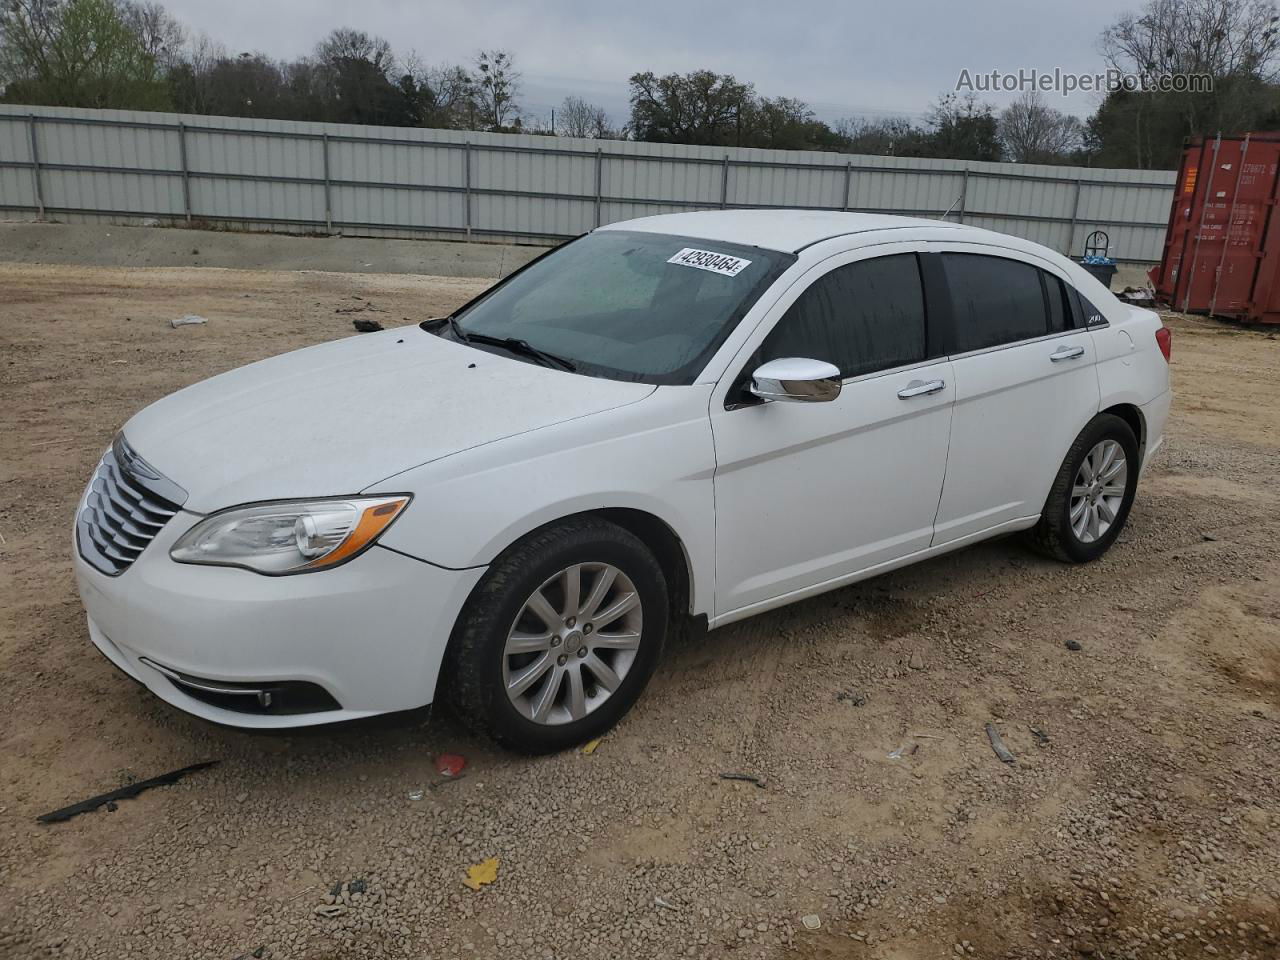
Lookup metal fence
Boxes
[0,105,1177,263]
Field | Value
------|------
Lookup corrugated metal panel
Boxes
[45,168,182,215]
[850,168,963,217]
[0,167,36,208]
[730,161,847,209]
[0,104,1177,263]
[0,115,37,208]
[0,114,33,162]
[333,182,463,231]
[187,128,322,180]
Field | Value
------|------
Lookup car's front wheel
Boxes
[1032,412,1140,563]
[443,517,668,753]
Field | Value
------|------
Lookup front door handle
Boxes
[897,378,946,399]
[1050,345,1086,362]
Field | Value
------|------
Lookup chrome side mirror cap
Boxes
[749,357,842,403]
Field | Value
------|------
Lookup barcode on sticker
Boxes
[667,247,752,277]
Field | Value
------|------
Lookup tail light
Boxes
[1155,326,1172,362]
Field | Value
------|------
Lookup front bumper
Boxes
[74,511,484,729]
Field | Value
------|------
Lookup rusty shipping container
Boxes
[1151,132,1280,324]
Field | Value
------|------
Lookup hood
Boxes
[123,327,655,511]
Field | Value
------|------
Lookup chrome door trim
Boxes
[945,327,1090,363]
[839,355,951,387]
[920,239,1077,288]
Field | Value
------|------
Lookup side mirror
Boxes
[749,357,842,403]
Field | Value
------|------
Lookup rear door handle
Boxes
[897,378,946,399]
[1050,345,1086,362]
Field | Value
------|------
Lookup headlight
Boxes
[170,496,410,575]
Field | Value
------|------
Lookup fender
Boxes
[365,385,718,618]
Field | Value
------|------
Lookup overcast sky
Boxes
[159,0,1126,124]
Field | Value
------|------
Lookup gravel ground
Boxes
[1,262,1278,960]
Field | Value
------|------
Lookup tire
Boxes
[442,517,668,754]
[1032,413,1140,563]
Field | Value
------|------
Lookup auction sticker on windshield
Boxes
[667,248,752,277]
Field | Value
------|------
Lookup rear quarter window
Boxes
[1072,289,1110,327]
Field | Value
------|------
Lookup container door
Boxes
[1169,136,1280,318]
[1152,143,1203,301]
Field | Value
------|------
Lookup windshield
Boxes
[446,230,794,384]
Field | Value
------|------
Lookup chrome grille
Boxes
[77,437,186,576]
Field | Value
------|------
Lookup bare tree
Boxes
[120,0,184,67]
[1096,0,1280,165]
[473,49,520,129]
[419,62,477,127]
[428,65,474,124]
[0,0,168,107]
[924,93,1003,161]
[999,91,1085,163]
[315,27,395,78]
[834,116,927,156]
[168,31,225,114]
[1101,0,1280,83]
[398,54,481,128]
[557,95,612,138]
[0,0,57,91]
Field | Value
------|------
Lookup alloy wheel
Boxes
[502,563,643,725]
[1070,439,1128,544]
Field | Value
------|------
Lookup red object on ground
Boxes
[1150,132,1280,324]
[435,753,467,777]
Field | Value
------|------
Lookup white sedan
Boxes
[73,211,1172,752]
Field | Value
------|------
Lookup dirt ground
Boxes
[0,221,548,279]
[1,261,1278,960]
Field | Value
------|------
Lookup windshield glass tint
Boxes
[453,231,793,383]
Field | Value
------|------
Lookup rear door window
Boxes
[942,253,1049,352]
[758,253,927,378]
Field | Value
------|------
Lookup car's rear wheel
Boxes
[1032,413,1140,563]
[443,517,668,753]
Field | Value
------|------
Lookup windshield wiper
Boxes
[436,316,576,372]
[461,331,577,371]
[445,316,469,342]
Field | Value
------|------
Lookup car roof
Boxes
[597,209,977,254]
